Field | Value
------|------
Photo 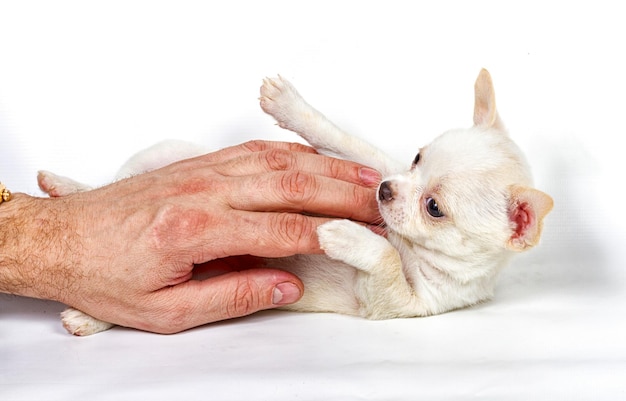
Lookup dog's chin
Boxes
[378,207,411,238]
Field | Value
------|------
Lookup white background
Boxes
[1,1,625,400]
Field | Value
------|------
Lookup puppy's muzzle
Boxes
[378,181,394,202]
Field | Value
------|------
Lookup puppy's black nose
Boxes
[378,181,393,202]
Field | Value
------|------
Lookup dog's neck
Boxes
[388,231,512,314]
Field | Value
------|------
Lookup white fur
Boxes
[40,70,553,335]
[59,308,115,336]
[260,72,552,319]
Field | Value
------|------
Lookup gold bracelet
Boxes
[0,182,11,204]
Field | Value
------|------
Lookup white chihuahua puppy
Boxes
[39,69,552,335]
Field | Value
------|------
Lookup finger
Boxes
[193,211,326,258]
[235,211,326,256]
[213,147,382,187]
[225,171,380,223]
[216,212,387,257]
[147,269,303,334]
[174,209,330,261]
[139,200,335,262]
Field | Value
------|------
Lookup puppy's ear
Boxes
[473,68,504,130]
[506,186,554,251]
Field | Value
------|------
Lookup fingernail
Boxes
[359,167,382,186]
[272,282,302,305]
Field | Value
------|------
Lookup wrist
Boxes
[0,193,78,301]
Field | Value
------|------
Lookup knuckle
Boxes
[270,213,315,251]
[278,172,314,204]
[327,156,346,180]
[263,148,296,171]
[288,142,315,153]
[149,204,212,249]
[241,139,269,153]
[226,276,262,318]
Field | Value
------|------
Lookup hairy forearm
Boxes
[0,194,77,301]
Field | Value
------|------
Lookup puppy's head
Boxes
[379,69,553,281]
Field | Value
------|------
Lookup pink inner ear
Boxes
[510,202,534,239]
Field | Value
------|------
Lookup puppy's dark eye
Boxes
[426,197,444,218]
[412,152,420,165]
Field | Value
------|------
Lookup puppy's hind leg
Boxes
[37,170,92,197]
[61,308,115,336]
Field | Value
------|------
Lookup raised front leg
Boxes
[317,220,425,319]
[260,76,403,177]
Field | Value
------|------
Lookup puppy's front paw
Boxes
[317,220,372,264]
[60,308,115,336]
[259,76,307,130]
[318,219,361,250]
[318,220,396,273]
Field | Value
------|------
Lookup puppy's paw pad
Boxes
[60,308,115,336]
[259,76,305,126]
[260,76,295,101]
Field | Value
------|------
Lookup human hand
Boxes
[0,140,381,333]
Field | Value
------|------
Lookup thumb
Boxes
[154,269,303,333]
[213,269,304,319]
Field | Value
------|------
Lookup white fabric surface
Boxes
[1,2,625,400]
